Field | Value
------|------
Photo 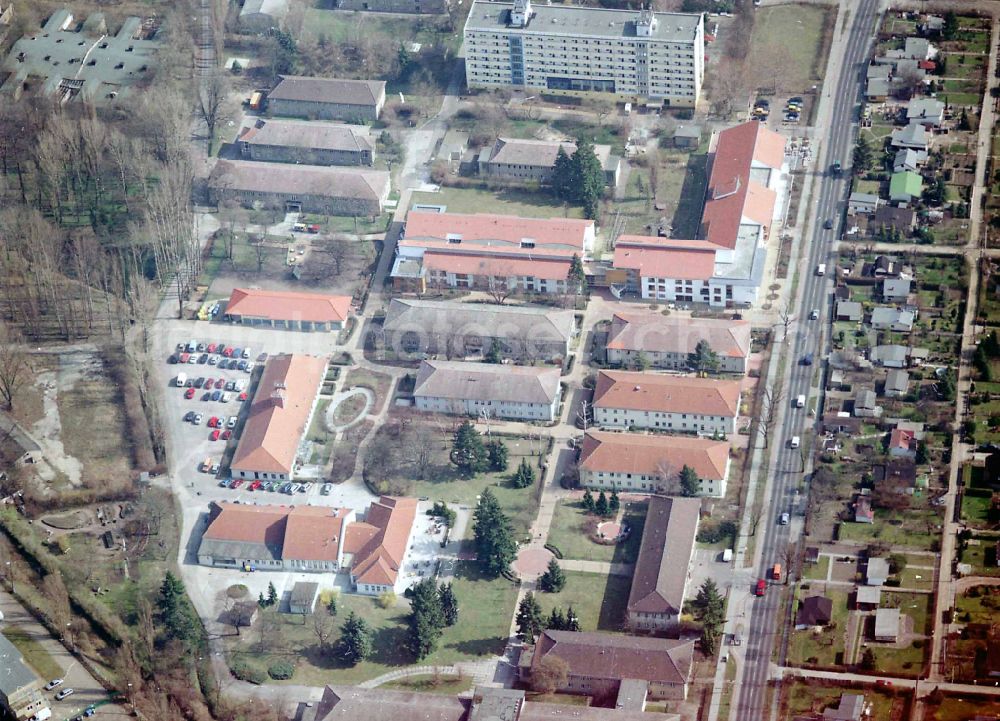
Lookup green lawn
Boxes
[781,680,898,719]
[534,571,632,633]
[960,537,1000,577]
[960,492,993,527]
[802,555,830,581]
[897,567,934,592]
[382,673,475,695]
[747,5,834,92]
[883,591,932,635]
[227,562,517,685]
[786,587,850,668]
[955,585,1000,625]
[411,186,585,219]
[1,627,63,681]
[870,640,927,676]
[931,696,1000,721]
[942,92,983,107]
[545,499,646,564]
[837,505,942,550]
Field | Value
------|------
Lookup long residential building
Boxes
[207,160,390,216]
[605,311,752,374]
[627,496,700,631]
[478,136,620,186]
[463,0,704,107]
[606,121,786,308]
[238,118,375,166]
[592,370,741,435]
[382,298,575,361]
[524,630,694,701]
[578,429,730,497]
[197,502,355,572]
[267,75,386,121]
[413,360,561,421]
[391,210,595,295]
[230,354,327,481]
[225,288,352,332]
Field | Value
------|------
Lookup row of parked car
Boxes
[216,478,334,495]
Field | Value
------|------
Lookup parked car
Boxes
[167,354,179,364]
[249,480,261,491]
[780,512,790,525]
[184,388,196,399]
[210,430,221,441]
[207,343,217,354]
[198,353,209,364]
[221,430,232,440]
[45,679,64,691]
[193,414,203,425]
[227,417,238,429]
[242,348,251,359]
[183,411,195,422]
[221,392,231,403]
[202,392,212,401]
[201,458,213,472]
[214,378,226,389]
[194,377,205,389]
[197,343,206,352]
[55,689,75,701]
[754,579,767,597]
[210,463,220,475]
[179,353,190,363]
[238,392,248,401]
[244,362,254,373]
[208,356,218,366]
[211,390,222,401]
[231,479,244,489]
[237,360,248,371]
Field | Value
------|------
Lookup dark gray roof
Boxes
[290,581,319,605]
[414,360,560,404]
[269,76,385,107]
[198,537,279,561]
[823,693,866,721]
[384,299,575,345]
[627,496,701,616]
[0,633,41,696]
[310,686,467,721]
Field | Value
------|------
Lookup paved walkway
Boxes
[560,559,634,577]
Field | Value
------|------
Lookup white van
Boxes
[175,373,188,387]
[790,436,801,449]
[816,263,826,276]
[796,394,806,408]
[721,548,733,562]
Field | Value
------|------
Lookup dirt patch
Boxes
[344,368,395,415]
[328,419,375,484]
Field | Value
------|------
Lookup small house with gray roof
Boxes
[478,137,620,187]
[238,119,374,166]
[0,633,48,721]
[239,0,288,31]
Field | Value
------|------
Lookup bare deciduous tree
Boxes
[0,324,30,410]
[197,72,234,156]
[759,384,785,449]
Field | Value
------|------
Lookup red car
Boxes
[180,352,191,363]
[215,378,226,389]
[875,680,892,688]
[221,430,232,440]
[204,377,214,388]
[249,480,262,491]
[306,224,320,234]
[184,388,196,399]
[207,343,217,354]
[754,579,767,597]
[222,346,234,357]
[231,479,244,488]
[210,429,221,441]
[238,392,248,401]
[207,416,217,427]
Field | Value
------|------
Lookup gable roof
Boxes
[238,118,374,153]
[891,122,929,149]
[606,312,751,360]
[414,360,560,405]
[578,430,730,480]
[401,211,593,259]
[208,160,389,201]
[795,595,833,626]
[269,75,385,106]
[312,685,467,721]
[227,288,352,324]
[230,354,327,475]
[889,171,923,198]
[383,298,575,345]
[532,630,694,686]
[612,236,718,280]
[700,121,785,250]
[0,631,42,696]
[627,496,700,616]
[593,370,741,417]
[200,502,350,563]
[344,496,417,587]
[484,137,612,169]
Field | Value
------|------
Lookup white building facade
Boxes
[464,0,704,107]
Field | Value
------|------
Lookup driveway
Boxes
[0,590,127,720]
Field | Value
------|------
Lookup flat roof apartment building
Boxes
[464,0,704,107]
[592,370,741,436]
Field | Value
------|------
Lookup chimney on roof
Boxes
[271,385,286,407]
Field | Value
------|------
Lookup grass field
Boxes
[960,537,1000,577]
[786,587,849,668]
[227,562,517,685]
[746,5,834,93]
[955,585,1000,624]
[1,627,63,681]
[930,696,1000,721]
[870,640,927,676]
[883,591,932,635]
[837,505,942,550]
[802,556,830,581]
[545,500,646,564]
[533,571,632,633]
[411,186,585,219]
[382,673,474,695]
[780,680,897,719]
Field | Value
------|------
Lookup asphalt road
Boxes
[734,0,883,718]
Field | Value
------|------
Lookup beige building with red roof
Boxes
[605,312,751,374]
[230,354,327,482]
[225,288,352,332]
[592,370,741,436]
[343,496,418,595]
[606,121,785,308]
[197,502,354,572]
[627,496,700,631]
[578,429,730,497]
[391,211,595,295]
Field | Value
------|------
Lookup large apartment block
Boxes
[463,0,704,106]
